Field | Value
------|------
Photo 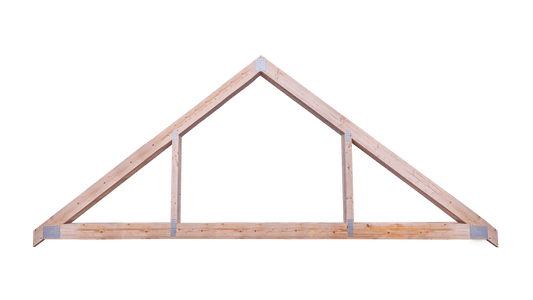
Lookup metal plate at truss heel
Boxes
[470,226,488,239]
[171,219,177,237]
[43,226,60,239]
[345,129,351,142]
[348,219,353,237]
[255,58,266,72]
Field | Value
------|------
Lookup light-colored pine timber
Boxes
[342,131,354,222]
[352,186,357,218]
[58,222,470,239]
[260,58,497,246]
[33,60,261,247]
[34,56,498,247]
[170,131,182,222]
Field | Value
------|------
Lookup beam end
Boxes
[470,226,488,239]
[43,226,61,239]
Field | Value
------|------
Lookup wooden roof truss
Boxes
[33,56,498,247]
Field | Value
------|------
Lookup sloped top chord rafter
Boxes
[33,56,498,247]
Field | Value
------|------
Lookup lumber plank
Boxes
[342,131,354,222]
[352,186,357,218]
[56,222,470,239]
[340,134,348,223]
[33,59,261,247]
[350,222,470,239]
[170,131,182,222]
[260,58,498,246]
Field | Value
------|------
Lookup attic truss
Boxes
[33,56,498,247]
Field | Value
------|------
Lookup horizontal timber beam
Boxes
[54,222,471,240]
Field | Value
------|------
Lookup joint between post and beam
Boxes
[171,219,177,237]
[172,130,178,143]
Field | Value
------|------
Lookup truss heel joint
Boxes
[43,226,60,239]
[470,226,488,239]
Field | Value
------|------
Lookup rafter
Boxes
[33,56,497,247]
[33,59,260,247]
[260,59,497,246]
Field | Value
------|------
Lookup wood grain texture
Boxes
[34,56,497,247]
[342,132,354,222]
[260,58,497,246]
[57,222,470,239]
[33,59,261,247]
[170,131,182,222]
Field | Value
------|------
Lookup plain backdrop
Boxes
[1,1,532,299]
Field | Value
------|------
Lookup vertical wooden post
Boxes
[342,130,354,223]
[352,185,357,218]
[171,130,182,223]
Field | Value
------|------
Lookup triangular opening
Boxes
[353,144,457,222]
[75,147,171,222]
[181,77,343,222]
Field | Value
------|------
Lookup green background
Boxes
[0,1,533,298]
